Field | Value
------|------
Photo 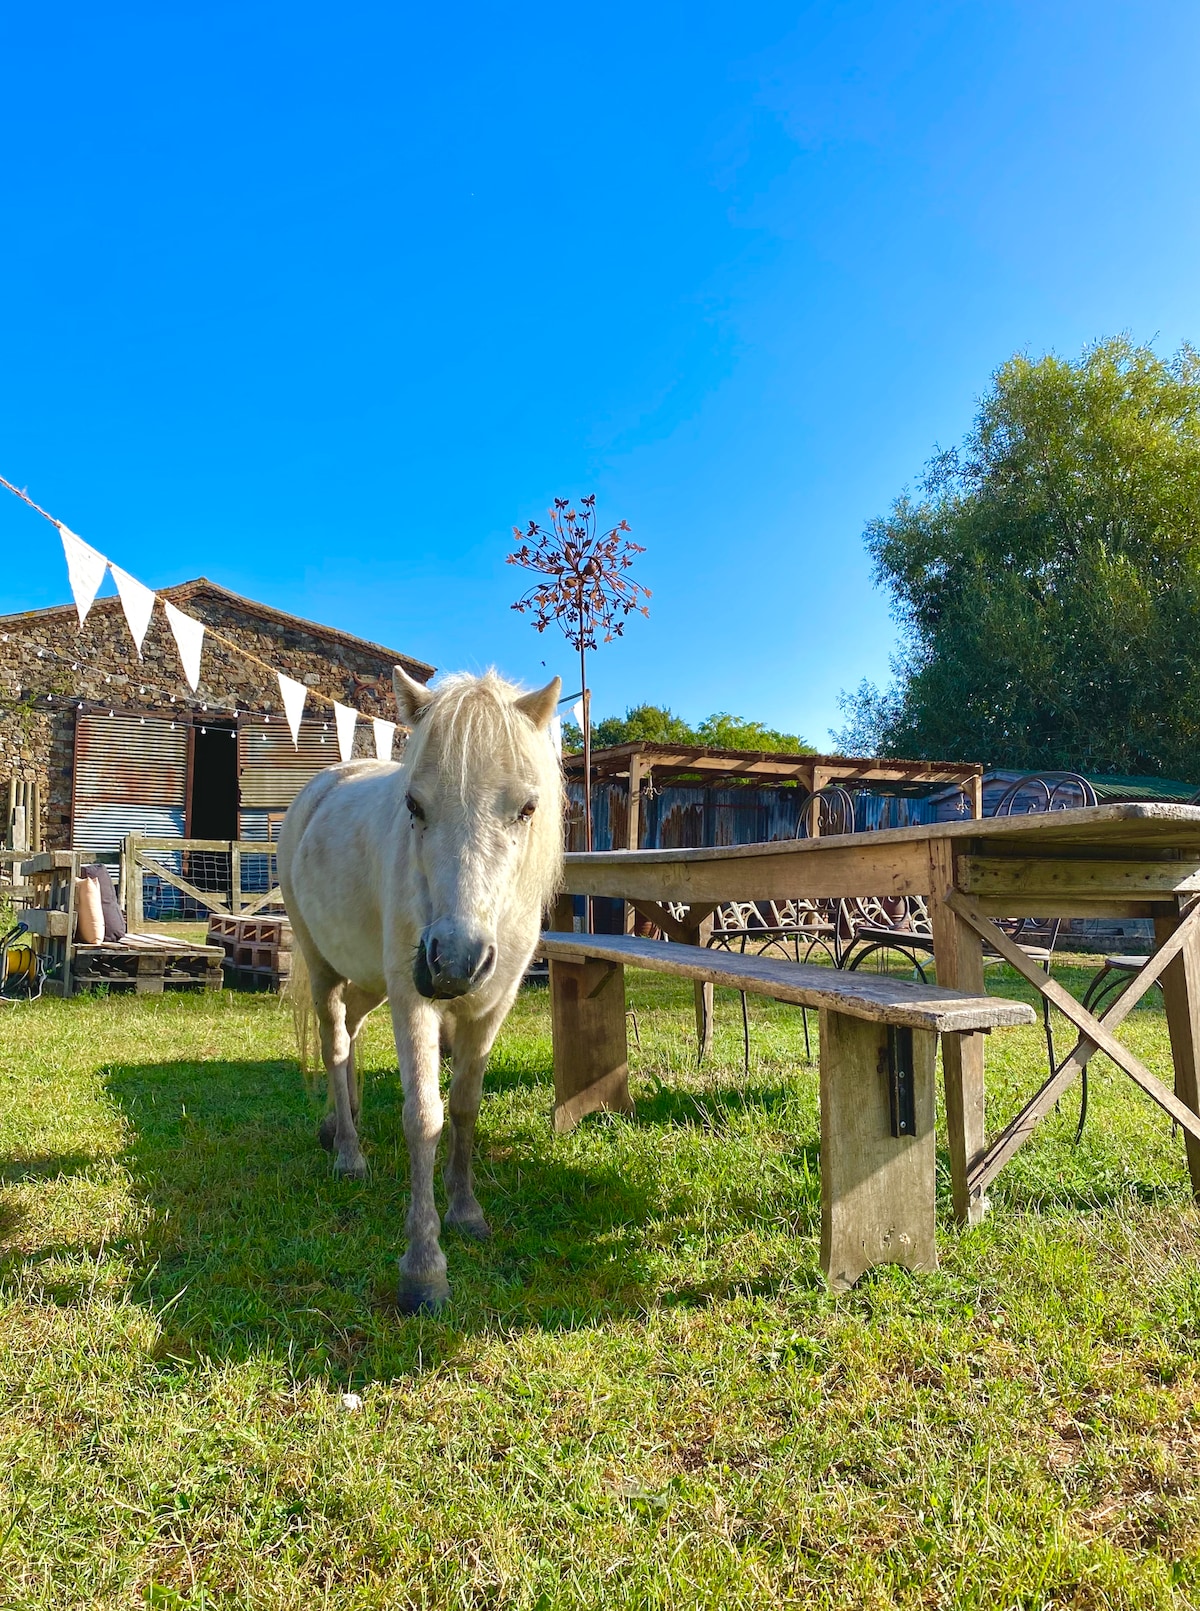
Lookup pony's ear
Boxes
[514,676,561,731]
[393,666,433,725]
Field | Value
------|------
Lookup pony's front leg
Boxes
[313,972,368,1181]
[443,1010,501,1240]
[392,992,450,1314]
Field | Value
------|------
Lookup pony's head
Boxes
[393,666,564,1001]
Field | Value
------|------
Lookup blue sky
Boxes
[2,2,1198,745]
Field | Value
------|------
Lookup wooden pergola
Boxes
[562,742,984,850]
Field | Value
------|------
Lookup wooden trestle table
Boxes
[553,804,1200,1223]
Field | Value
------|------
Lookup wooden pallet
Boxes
[69,939,224,996]
[206,914,292,992]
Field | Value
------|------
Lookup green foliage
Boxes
[564,703,813,755]
[837,337,1200,775]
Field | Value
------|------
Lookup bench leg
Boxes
[549,957,634,1133]
[819,1009,938,1291]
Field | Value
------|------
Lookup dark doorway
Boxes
[189,721,239,840]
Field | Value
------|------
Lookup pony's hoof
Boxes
[446,1210,492,1240]
[333,1151,368,1181]
[317,1113,337,1152]
[396,1276,451,1315]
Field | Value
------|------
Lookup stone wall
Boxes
[0,583,429,849]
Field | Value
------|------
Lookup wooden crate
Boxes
[206,913,293,992]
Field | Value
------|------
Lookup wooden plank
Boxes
[19,908,70,938]
[820,1010,937,1290]
[548,957,634,1132]
[960,856,1200,899]
[135,857,231,915]
[19,851,77,875]
[968,903,1200,1194]
[948,892,1200,1145]
[928,838,989,1227]
[537,932,1034,1033]
[563,839,934,904]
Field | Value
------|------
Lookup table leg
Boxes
[1154,902,1200,1200]
[548,957,634,1133]
[681,911,715,1061]
[928,841,988,1225]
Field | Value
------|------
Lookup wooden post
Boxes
[552,892,576,933]
[809,765,828,838]
[5,776,15,849]
[927,837,988,1224]
[1154,900,1200,1200]
[126,836,145,934]
[819,1009,938,1289]
[230,843,242,915]
[549,956,634,1132]
[624,755,645,934]
[968,773,983,821]
[680,909,715,1059]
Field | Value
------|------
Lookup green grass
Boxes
[3,960,1200,1608]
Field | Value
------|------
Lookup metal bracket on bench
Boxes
[881,1026,917,1139]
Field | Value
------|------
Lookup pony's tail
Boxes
[284,944,322,1095]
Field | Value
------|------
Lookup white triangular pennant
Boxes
[571,700,585,730]
[333,702,357,763]
[109,564,157,657]
[163,600,205,692]
[278,672,307,748]
[372,718,396,761]
[58,525,109,627]
[548,714,563,754]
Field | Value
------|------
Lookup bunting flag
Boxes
[59,525,109,627]
[571,700,585,730]
[109,564,157,657]
[372,718,396,761]
[163,600,205,692]
[333,701,357,763]
[278,672,308,748]
[548,714,563,754]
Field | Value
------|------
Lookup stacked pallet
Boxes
[72,934,224,995]
[207,914,293,992]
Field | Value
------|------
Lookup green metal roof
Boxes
[1085,772,1199,804]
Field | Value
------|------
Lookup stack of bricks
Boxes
[206,913,293,992]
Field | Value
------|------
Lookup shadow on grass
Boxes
[49,1054,711,1381]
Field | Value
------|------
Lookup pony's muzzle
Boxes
[414,923,497,1000]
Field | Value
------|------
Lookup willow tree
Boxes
[507,495,649,849]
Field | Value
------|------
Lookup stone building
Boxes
[0,577,433,855]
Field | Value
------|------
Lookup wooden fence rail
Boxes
[120,835,283,927]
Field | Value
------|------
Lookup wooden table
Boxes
[554,804,1200,1223]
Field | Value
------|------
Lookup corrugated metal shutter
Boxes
[72,711,188,855]
[238,716,337,828]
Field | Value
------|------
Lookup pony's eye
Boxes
[517,800,537,822]
[405,792,425,822]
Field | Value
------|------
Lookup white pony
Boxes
[278,667,563,1313]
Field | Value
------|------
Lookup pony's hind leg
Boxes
[391,991,449,1313]
[317,981,384,1151]
[443,1010,500,1240]
[312,967,368,1181]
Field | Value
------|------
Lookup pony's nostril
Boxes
[474,945,497,982]
[427,937,441,969]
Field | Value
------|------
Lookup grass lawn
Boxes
[2,959,1200,1608]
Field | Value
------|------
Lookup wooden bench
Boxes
[537,932,1035,1290]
